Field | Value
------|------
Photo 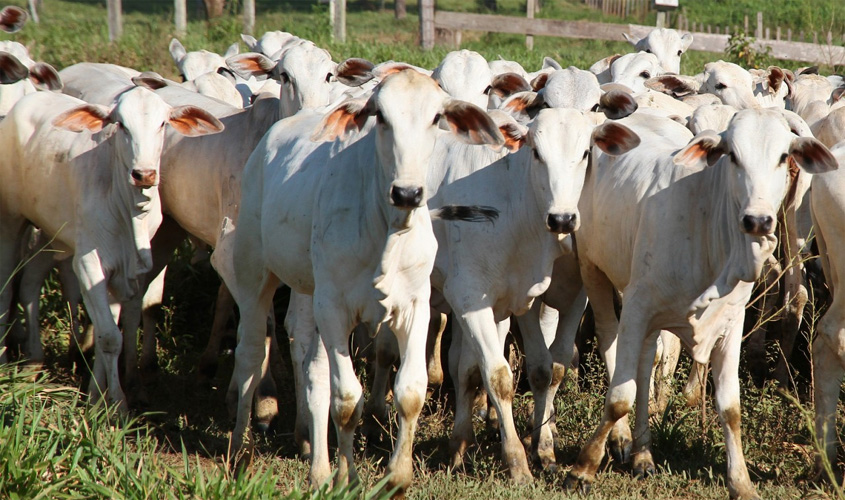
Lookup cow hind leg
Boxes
[448,321,479,471]
[632,331,660,478]
[253,321,279,433]
[363,324,397,444]
[198,283,237,384]
[812,312,845,482]
[426,309,447,386]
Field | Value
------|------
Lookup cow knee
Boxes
[333,393,362,433]
[529,363,552,391]
[96,327,122,355]
[490,365,514,403]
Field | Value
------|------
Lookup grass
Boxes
[2,0,845,498]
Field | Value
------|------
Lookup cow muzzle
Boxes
[131,169,158,188]
[546,212,578,234]
[390,185,423,209]
[741,214,774,236]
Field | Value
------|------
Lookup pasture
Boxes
[1,0,845,498]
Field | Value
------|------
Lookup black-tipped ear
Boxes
[645,74,700,97]
[599,90,638,119]
[789,136,838,174]
[442,100,504,147]
[29,63,63,91]
[132,74,169,91]
[0,6,27,33]
[592,121,640,156]
[0,52,29,84]
[490,72,531,98]
[530,73,549,92]
[335,58,376,87]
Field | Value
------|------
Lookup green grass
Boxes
[2,0,845,498]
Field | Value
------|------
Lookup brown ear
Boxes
[28,63,62,91]
[490,72,531,98]
[132,74,170,91]
[499,121,527,152]
[53,104,112,133]
[225,52,276,80]
[335,58,376,87]
[591,121,640,156]
[0,6,27,33]
[530,73,549,92]
[0,52,29,84]
[674,131,725,167]
[767,66,786,94]
[599,89,638,119]
[645,74,700,97]
[442,100,504,147]
[832,86,845,104]
[789,136,838,174]
[311,97,372,142]
[168,106,225,137]
[502,91,545,119]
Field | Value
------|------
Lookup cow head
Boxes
[609,51,665,94]
[52,87,224,192]
[170,38,238,82]
[432,50,495,109]
[0,49,62,116]
[312,69,503,210]
[674,109,837,236]
[624,28,693,74]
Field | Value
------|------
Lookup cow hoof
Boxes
[563,472,592,495]
[545,462,558,474]
[609,436,632,464]
[254,420,273,435]
[633,462,656,479]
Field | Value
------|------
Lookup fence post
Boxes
[243,0,255,35]
[330,0,346,42]
[526,0,534,50]
[755,11,762,39]
[107,0,122,41]
[174,0,186,36]
[420,0,434,49]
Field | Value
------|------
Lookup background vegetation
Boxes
[1,0,844,498]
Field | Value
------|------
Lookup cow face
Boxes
[277,42,337,118]
[170,38,238,82]
[610,52,665,94]
[699,61,761,110]
[625,28,693,75]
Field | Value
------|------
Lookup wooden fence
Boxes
[426,11,845,67]
[584,0,649,19]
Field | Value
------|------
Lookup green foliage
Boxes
[725,31,775,69]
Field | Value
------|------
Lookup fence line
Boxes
[428,11,845,66]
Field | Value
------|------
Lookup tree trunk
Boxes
[204,0,225,18]
[395,0,406,19]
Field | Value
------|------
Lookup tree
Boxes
[204,0,226,18]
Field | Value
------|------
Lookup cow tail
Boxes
[430,205,499,223]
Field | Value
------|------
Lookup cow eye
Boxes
[582,149,590,161]
[677,50,683,56]
[376,110,385,125]
[715,82,727,90]
[639,71,651,79]
[483,85,492,96]
[280,72,290,84]
[325,73,333,83]
[590,103,601,112]
[432,113,442,126]
[780,153,789,164]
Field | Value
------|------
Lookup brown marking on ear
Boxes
[0,6,27,33]
[226,53,276,79]
[592,122,640,156]
[645,74,697,97]
[674,133,724,167]
[599,89,638,119]
[675,144,709,164]
[499,122,526,152]
[334,57,375,86]
[783,156,801,209]
[832,86,845,104]
[530,73,549,91]
[168,106,225,137]
[490,72,531,98]
[52,105,111,133]
[28,63,62,91]
[373,63,418,80]
[0,52,28,84]
[767,66,785,94]
[132,75,169,91]
[790,136,838,174]
[311,99,371,142]
[443,100,504,147]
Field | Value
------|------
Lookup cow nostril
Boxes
[547,213,577,234]
[742,215,774,235]
[390,186,424,208]
[131,170,143,181]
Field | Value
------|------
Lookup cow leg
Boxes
[650,330,681,416]
[18,248,56,365]
[198,283,237,384]
[457,306,532,484]
[302,310,332,487]
[57,257,92,372]
[632,331,660,478]
[228,266,279,472]
[363,324,397,444]
[774,207,808,386]
[139,267,166,378]
[313,293,361,487]
[0,217,28,363]
[120,293,144,403]
[285,291,315,458]
[516,300,557,470]
[426,308,447,386]
[448,320,479,470]
[253,320,280,433]
[383,299,429,494]
[812,307,845,481]
[712,320,759,500]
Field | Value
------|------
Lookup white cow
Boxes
[564,109,836,499]
[240,30,303,59]
[592,51,665,93]
[809,141,845,481]
[0,87,223,406]
[169,38,239,82]
[224,68,503,492]
[0,42,62,116]
[623,27,693,74]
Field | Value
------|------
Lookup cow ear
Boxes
[169,38,187,65]
[789,136,838,174]
[681,33,694,50]
[530,73,549,91]
[622,32,640,47]
[0,6,27,33]
[674,130,725,167]
[646,74,700,97]
[53,104,112,133]
[442,100,504,147]
[223,42,240,59]
[311,97,372,142]
[168,105,225,137]
[487,111,528,153]
[766,66,786,94]
[132,74,170,91]
[372,62,429,80]
[542,57,562,71]
[490,72,531,99]
[599,89,638,119]
[334,58,376,87]
[0,52,29,84]
[831,86,845,104]
[591,121,640,156]
[226,52,276,80]
[240,34,258,51]
[502,91,545,120]
[28,63,62,91]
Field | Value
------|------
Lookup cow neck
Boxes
[101,126,159,302]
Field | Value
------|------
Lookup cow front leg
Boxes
[363,323,397,444]
[632,331,660,478]
[448,320,480,471]
[198,283,237,384]
[712,320,760,500]
[812,309,845,482]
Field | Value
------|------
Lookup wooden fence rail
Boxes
[429,11,845,66]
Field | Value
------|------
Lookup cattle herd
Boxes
[3,4,845,498]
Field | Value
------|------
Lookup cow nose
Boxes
[390,185,423,208]
[741,214,774,235]
[131,169,157,188]
[547,213,577,234]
